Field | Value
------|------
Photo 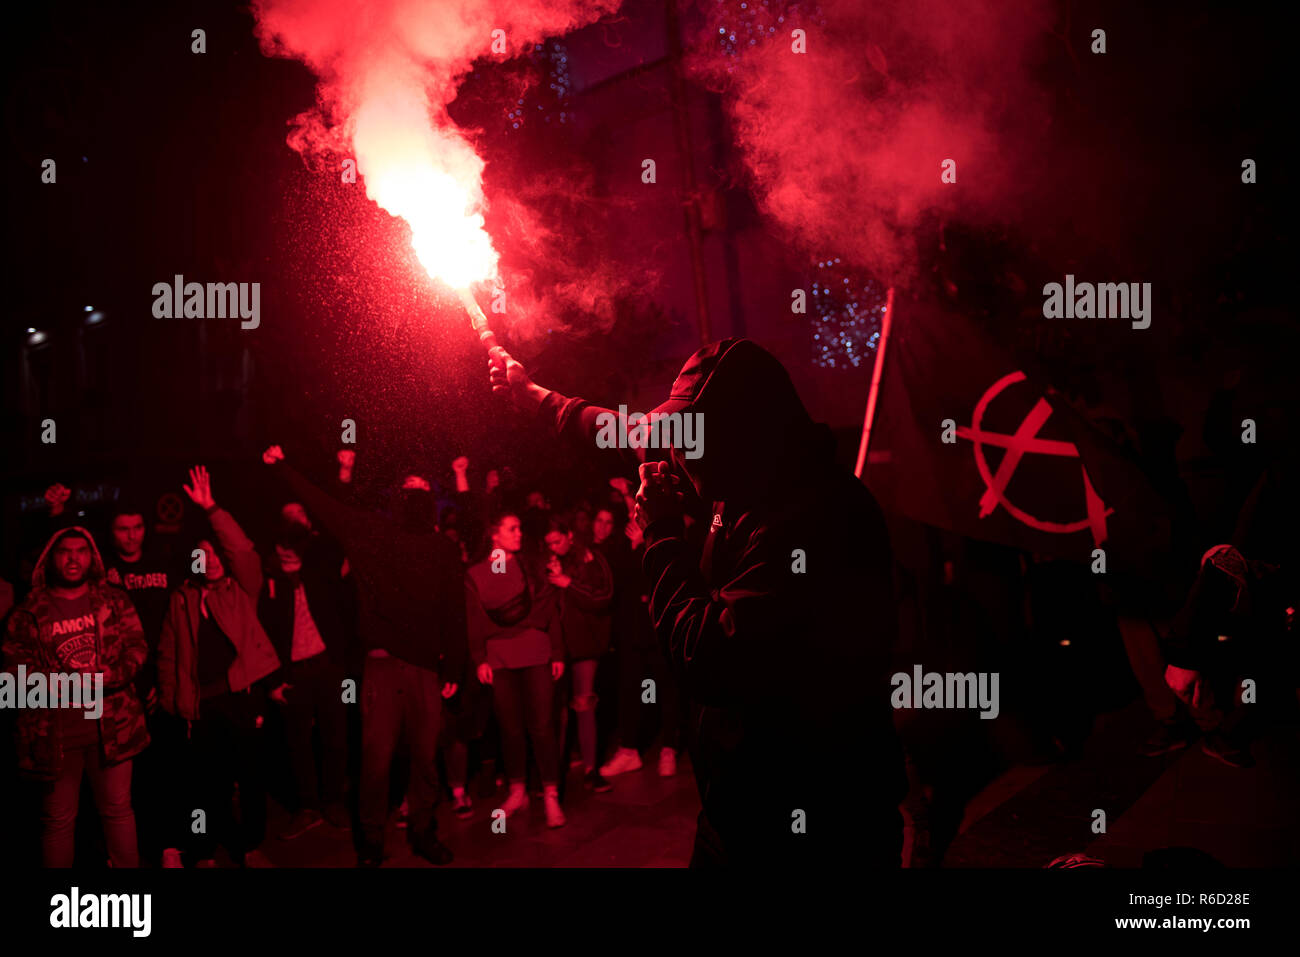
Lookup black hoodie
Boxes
[536,338,905,865]
[269,463,466,678]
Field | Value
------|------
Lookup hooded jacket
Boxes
[2,527,150,780]
[269,463,467,678]
[1161,544,1292,672]
[536,338,906,865]
[157,507,281,719]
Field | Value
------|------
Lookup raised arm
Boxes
[183,465,262,600]
[488,348,645,473]
[262,445,382,550]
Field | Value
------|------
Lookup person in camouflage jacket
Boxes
[3,525,149,866]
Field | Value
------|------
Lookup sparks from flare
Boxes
[352,85,500,345]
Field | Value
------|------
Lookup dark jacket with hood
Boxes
[2,527,150,780]
[269,463,467,679]
[1162,544,1293,673]
[1163,460,1297,674]
[535,338,906,864]
[158,507,281,720]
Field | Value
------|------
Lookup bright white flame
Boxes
[399,166,497,289]
[353,79,499,291]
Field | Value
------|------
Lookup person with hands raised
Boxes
[263,444,466,866]
[157,466,281,868]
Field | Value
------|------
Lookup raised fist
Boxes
[44,484,71,515]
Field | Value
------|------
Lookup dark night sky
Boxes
[2,0,1294,533]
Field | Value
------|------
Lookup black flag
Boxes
[864,294,1171,572]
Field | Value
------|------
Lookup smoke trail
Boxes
[689,0,1054,285]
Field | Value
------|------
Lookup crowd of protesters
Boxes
[1,337,1296,869]
[0,444,685,868]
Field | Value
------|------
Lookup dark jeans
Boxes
[552,657,601,774]
[185,689,268,864]
[133,708,184,863]
[493,663,558,786]
[360,655,442,851]
[281,653,348,811]
[439,670,493,788]
[42,743,138,868]
[617,640,680,752]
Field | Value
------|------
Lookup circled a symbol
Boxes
[955,371,1112,545]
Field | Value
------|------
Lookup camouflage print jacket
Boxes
[1,526,150,781]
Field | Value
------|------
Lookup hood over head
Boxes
[648,338,834,503]
[32,525,107,590]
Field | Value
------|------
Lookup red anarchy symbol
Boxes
[955,371,1112,546]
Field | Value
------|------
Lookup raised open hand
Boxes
[183,466,216,510]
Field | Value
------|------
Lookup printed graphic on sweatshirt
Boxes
[105,568,170,592]
[51,614,98,671]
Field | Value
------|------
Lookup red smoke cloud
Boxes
[253,0,619,152]
[255,0,1059,339]
[253,0,620,331]
[690,0,1054,285]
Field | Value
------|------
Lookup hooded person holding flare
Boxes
[488,337,906,866]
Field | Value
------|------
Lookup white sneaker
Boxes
[543,788,566,828]
[500,783,529,817]
[600,747,643,777]
[161,848,183,868]
[658,748,677,777]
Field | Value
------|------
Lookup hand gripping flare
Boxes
[458,288,499,354]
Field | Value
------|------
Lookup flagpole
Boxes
[854,286,895,479]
